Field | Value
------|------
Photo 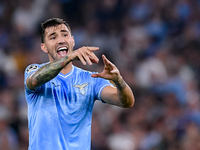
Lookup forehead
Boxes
[45,24,70,35]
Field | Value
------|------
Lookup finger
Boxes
[102,55,113,69]
[102,55,111,66]
[86,46,99,51]
[76,51,87,65]
[110,69,118,74]
[102,55,109,66]
[80,51,93,65]
[90,57,99,63]
[85,56,93,65]
[88,52,99,63]
[86,47,99,63]
[91,73,102,78]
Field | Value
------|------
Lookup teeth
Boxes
[58,47,68,51]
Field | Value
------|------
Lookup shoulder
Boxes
[73,66,93,76]
[24,62,49,79]
[25,62,49,74]
[25,64,39,74]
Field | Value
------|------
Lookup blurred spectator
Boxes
[1,0,200,149]
[0,105,18,150]
[12,0,49,35]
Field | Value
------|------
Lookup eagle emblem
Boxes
[74,83,89,95]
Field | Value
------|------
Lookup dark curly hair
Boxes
[41,18,71,43]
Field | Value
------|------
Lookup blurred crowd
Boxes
[1,0,200,149]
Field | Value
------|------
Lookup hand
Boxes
[70,46,99,65]
[91,55,121,82]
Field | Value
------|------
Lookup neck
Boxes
[61,62,73,74]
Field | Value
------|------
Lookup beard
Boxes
[47,51,58,62]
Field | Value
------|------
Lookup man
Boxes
[24,18,134,150]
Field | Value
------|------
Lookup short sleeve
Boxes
[24,64,40,91]
[93,76,114,102]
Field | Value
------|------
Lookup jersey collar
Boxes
[58,65,74,78]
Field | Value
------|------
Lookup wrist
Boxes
[113,75,123,84]
[113,76,126,90]
[67,51,76,61]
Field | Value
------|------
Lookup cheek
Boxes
[47,43,56,51]
[66,39,74,48]
[69,39,75,47]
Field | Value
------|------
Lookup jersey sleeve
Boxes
[24,64,41,92]
[93,75,114,102]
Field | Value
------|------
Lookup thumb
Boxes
[91,73,101,78]
[110,69,118,74]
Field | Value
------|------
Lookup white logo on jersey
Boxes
[74,83,89,95]
[26,65,38,73]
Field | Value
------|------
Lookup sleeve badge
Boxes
[26,65,38,73]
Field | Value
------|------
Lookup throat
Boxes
[61,63,72,75]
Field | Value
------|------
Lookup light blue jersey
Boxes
[24,63,112,150]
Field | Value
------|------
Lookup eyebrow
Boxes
[48,30,69,37]
[61,29,68,33]
[48,32,56,37]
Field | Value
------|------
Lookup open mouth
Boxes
[57,47,68,57]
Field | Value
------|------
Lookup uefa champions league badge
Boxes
[74,83,89,95]
[26,65,38,73]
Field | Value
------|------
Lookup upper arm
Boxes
[100,86,122,107]
[24,64,40,91]
[100,83,135,108]
[26,73,36,90]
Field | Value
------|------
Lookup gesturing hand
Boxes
[91,55,121,82]
[70,46,99,65]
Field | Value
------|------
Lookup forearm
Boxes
[27,55,71,90]
[113,77,135,108]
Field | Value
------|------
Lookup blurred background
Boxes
[1,0,200,149]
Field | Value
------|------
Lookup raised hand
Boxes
[91,55,121,82]
[70,46,99,65]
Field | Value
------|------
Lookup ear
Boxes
[72,36,75,47]
[41,43,48,53]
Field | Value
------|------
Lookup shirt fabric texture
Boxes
[24,63,112,150]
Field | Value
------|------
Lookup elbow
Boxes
[130,98,135,107]
[31,78,38,87]
[122,97,135,108]
[26,76,38,90]
[122,90,135,108]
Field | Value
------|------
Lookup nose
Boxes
[57,36,65,44]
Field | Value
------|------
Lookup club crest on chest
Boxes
[74,83,89,95]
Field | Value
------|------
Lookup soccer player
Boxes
[24,18,134,150]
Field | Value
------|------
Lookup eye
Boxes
[50,36,56,40]
[63,34,68,37]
